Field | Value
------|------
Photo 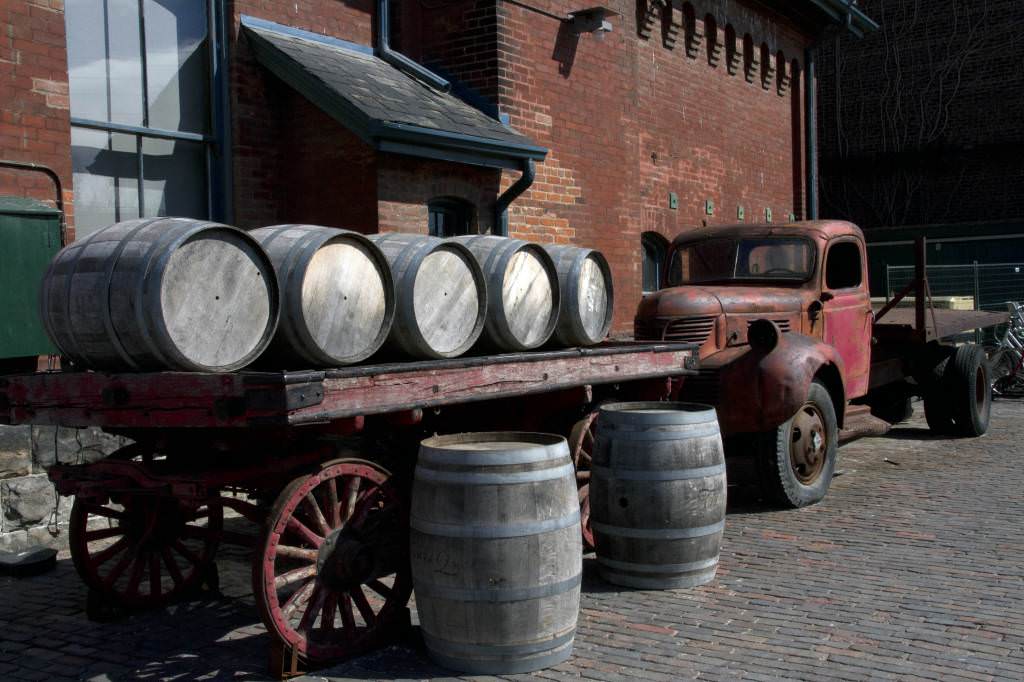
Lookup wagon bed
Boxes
[0,341,697,429]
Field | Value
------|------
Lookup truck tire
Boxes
[947,344,991,437]
[760,379,838,508]
[923,355,957,435]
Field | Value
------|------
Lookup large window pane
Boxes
[145,0,210,133]
[71,127,140,238]
[66,0,144,125]
[141,137,207,219]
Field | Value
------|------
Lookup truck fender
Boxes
[709,332,846,434]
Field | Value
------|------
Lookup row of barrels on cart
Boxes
[410,402,726,674]
[39,218,615,372]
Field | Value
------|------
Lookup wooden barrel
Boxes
[542,245,613,347]
[591,402,726,589]
[450,235,559,351]
[251,225,394,366]
[40,218,279,372]
[411,432,582,674]
[367,233,486,359]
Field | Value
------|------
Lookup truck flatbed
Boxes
[873,307,1007,343]
[0,341,698,429]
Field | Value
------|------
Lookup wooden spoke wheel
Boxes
[569,410,598,551]
[253,459,412,665]
[69,493,223,609]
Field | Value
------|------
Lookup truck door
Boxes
[821,239,872,399]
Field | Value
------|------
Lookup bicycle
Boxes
[989,301,1024,398]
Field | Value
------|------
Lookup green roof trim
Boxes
[0,196,61,217]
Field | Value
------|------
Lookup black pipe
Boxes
[804,46,818,220]
[376,0,450,92]
[494,159,535,237]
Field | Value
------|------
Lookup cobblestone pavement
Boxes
[1,400,1022,681]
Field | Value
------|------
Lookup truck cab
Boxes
[635,220,993,508]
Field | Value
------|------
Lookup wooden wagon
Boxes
[0,341,697,674]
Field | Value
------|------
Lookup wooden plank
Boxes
[1,344,697,429]
[289,346,695,424]
[873,307,1007,341]
[0,371,311,428]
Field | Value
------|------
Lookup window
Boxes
[667,237,815,286]
[641,232,668,293]
[825,241,862,290]
[428,198,473,237]
[66,0,223,238]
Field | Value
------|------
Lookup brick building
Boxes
[0,0,873,549]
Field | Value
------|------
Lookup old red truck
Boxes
[634,220,1004,508]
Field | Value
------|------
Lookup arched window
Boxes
[641,232,669,294]
[428,197,474,237]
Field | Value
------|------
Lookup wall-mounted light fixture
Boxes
[567,7,619,40]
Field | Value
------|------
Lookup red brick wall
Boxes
[377,154,500,234]
[398,0,500,104]
[229,0,375,228]
[495,0,811,331]
[0,0,73,238]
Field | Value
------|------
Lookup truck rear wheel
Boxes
[923,353,956,434]
[948,344,991,436]
[760,380,838,508]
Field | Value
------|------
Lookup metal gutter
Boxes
[805,0,879,36]
[805,46,818,220]
[494,159,536,237]
[376,0,450,93]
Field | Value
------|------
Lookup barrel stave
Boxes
[252,225,394,366]
[411,432,581,674]
[542,244,613,347]
[592,402,727,589]
[40,218,279,372]
[368,234,486,359]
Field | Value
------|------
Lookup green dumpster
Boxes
[0,196,61,360]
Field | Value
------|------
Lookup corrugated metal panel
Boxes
[0,198,59,359]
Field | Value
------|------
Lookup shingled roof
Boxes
[241,16,546,169]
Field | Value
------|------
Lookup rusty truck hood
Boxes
[639,285,807,318]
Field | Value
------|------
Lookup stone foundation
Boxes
[0,424,130,552]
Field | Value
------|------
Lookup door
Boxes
[821,239,872,399]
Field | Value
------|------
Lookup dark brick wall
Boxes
[0,0,74,237]
[493,0,812,331]
[277,95,379,233]
[817,0,1024,229]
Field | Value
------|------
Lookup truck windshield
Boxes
[667,237,814,285]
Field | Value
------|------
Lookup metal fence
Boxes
[885,262,1024,312]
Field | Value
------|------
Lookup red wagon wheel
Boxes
[253,459,412,665]
[69,492,223,609]
[569,410,599,551]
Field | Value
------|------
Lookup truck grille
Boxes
[634,316,716,345]
[748,319,792,333]
[684,368,721,405]
[665,317,716,344]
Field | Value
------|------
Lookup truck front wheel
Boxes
[760,380,838,508]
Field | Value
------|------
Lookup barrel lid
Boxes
[599,401,718,425]
[0,196,61,216]
[419,432,569,466]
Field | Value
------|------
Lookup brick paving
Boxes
[1,400,1023,681]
